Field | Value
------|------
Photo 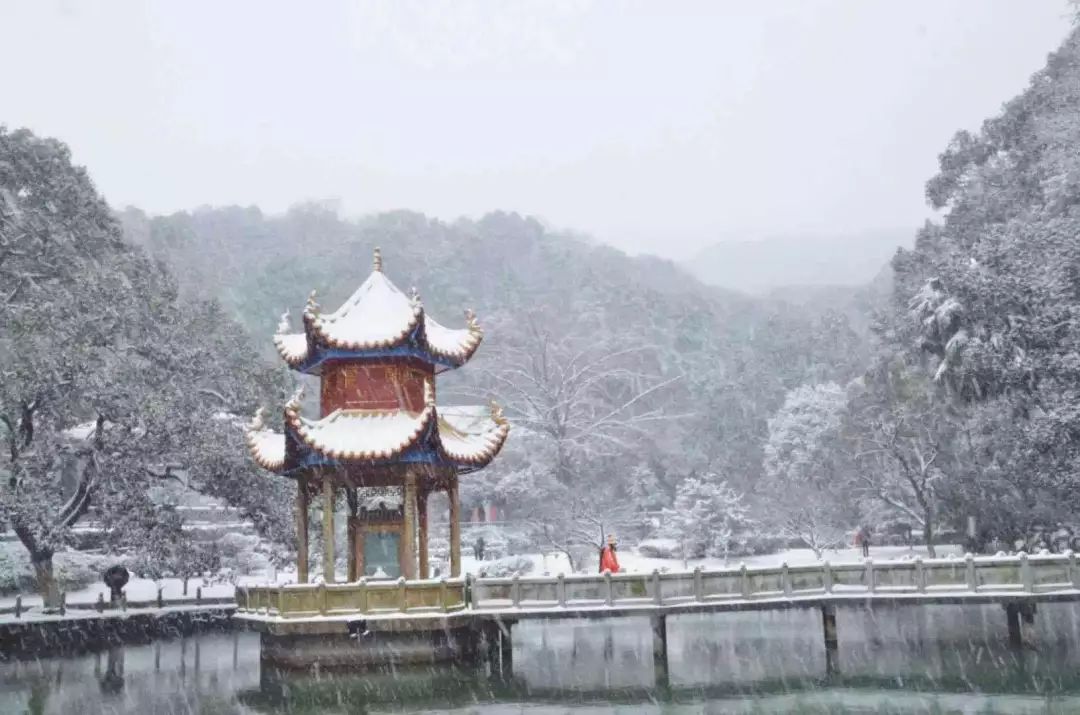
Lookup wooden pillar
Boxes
[355,529,366,579]
[449,475,461,578]
[322,478,335,584]
[402,472,417,579]
[346,488,358,582]
[296,477,309,584]
[347,519,357,582]
[418,489,430,580]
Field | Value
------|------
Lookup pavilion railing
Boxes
[234,553,1080,618]
[236,577,466,618]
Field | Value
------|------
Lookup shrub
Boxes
[506,532,533,556]
[478,555,534,578]
[55,552,112,590]
[728,534,788,557]
[637,538,681,559]
[0,544,32,594]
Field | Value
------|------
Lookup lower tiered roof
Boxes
[246,385,509,477]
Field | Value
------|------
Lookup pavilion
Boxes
[245,248,509,583]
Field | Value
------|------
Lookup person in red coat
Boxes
[599,534,621,573]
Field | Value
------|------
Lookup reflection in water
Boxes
[0,632,260,715]
[512,617,654,692]
[837,602,1080,694]
[98,646,125,695]
[4,603,1080,713]
[668,609,825,688]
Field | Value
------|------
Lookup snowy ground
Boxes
[618,543,963,574]
[1,543,962,612]
[466,543,963,578]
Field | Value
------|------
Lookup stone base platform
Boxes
[238,612,489,670]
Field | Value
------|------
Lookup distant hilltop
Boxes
[683,229,912,294]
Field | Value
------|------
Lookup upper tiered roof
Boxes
[272,248,483,373]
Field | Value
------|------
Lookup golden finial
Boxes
[373,246,383,272]
[305,290,319,315]
[276,310,290,334]
[489,399,507,426]
[465,308,480,331]
[249,407,265,431]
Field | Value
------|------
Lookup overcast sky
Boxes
[1,1,1074,258]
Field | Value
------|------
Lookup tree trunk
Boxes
[923,509,936,558]
[33,552,60,609]
[565,550,577,573]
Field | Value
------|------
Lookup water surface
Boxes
[4,603,1080,713]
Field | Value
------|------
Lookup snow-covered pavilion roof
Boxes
[244,386,510,476]
[272,248,483,371]
[245,409,287,471]
[286,403,434,462]
[436,406,513,466]
[312,269,421,351]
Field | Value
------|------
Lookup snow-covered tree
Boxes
[761,382,857,557]
[0,127,148,604]
[663,473,749,561]
[526,484,639,573]
[0,128,286,604]
[881,24,1080,544]
[482,319,682,487]
[846,361,958,557]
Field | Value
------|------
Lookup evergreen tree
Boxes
[664,474,749,561]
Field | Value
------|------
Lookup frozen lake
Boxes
[4,602,1080,713]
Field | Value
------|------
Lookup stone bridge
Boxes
[237,551,1080,676]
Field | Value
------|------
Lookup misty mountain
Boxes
[764,265,895,338]
[684,230,911,294]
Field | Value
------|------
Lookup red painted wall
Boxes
[320,360,433,416]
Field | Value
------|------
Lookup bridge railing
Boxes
[470,552,1080,610]
[233,553,1080,619]
[236,577,467,618]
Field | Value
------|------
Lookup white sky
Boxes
[1,1,1073,258]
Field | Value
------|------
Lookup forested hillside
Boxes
[117,205,868,552]
[888,24,1080,543]
[759,24,1080,557]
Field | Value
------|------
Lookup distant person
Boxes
[858,525,871,558]
[599,534,621,573]
[474,536,486,561]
